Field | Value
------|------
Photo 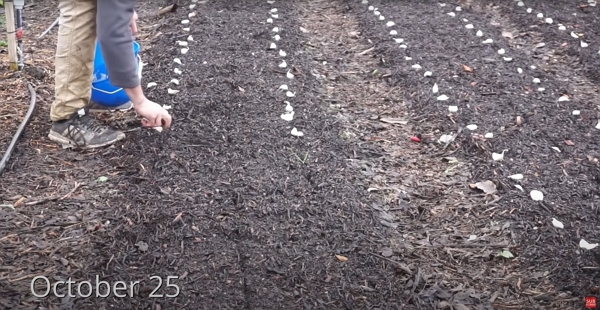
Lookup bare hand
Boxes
[131,11,138,35]
[135,99,172,130]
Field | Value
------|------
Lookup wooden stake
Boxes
[4,1,18,71]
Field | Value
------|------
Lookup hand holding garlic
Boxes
[135,99,173,130]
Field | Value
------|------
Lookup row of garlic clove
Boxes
[267,4,304,137]
[514,0,594,48]
[447,4,574,103]
[150,4,198,130]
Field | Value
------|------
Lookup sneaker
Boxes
[88,100,133,113]
[48,109,126,148]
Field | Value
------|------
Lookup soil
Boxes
[0,0,599,309]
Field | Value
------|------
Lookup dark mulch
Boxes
[0,1,407,309]
[3,0,600,309]
[348,0,600,308]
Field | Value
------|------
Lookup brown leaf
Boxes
[564,140,574,146]
[13,196,26,208]
[462,64,473,72]
[335,255,348,262]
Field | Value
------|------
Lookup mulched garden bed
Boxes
[2,0,599,309]
[348,0,600,308]
[1,0,407,309]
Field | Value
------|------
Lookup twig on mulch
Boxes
[24,181,85,206]
[368,252,413,274]
[38,17,59,39]
[0,233,18,242]
[358,47,375,55]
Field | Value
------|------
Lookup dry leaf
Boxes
[13,196,26,208]
[564,140,574,146]
[135,241,149,252]
[462,64,473,72]
[475,180,497,195]
[335,255,348,262]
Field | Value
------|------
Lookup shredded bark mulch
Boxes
[1,0,599,309]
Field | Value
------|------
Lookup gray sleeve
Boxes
[96,0,139,89]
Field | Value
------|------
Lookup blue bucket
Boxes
[91,41,142,107]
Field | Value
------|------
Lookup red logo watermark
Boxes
[586,296,596,309]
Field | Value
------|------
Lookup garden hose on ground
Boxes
[0,82,36,175]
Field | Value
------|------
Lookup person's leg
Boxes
[50,0,96,121]
[48,0,125,148]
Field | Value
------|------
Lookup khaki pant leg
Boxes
[50,0,97,122]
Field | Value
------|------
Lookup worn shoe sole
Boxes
[48,130,126,149]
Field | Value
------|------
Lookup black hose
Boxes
[0,82,36,175]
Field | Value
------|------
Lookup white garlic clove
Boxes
[291,127,304,137]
